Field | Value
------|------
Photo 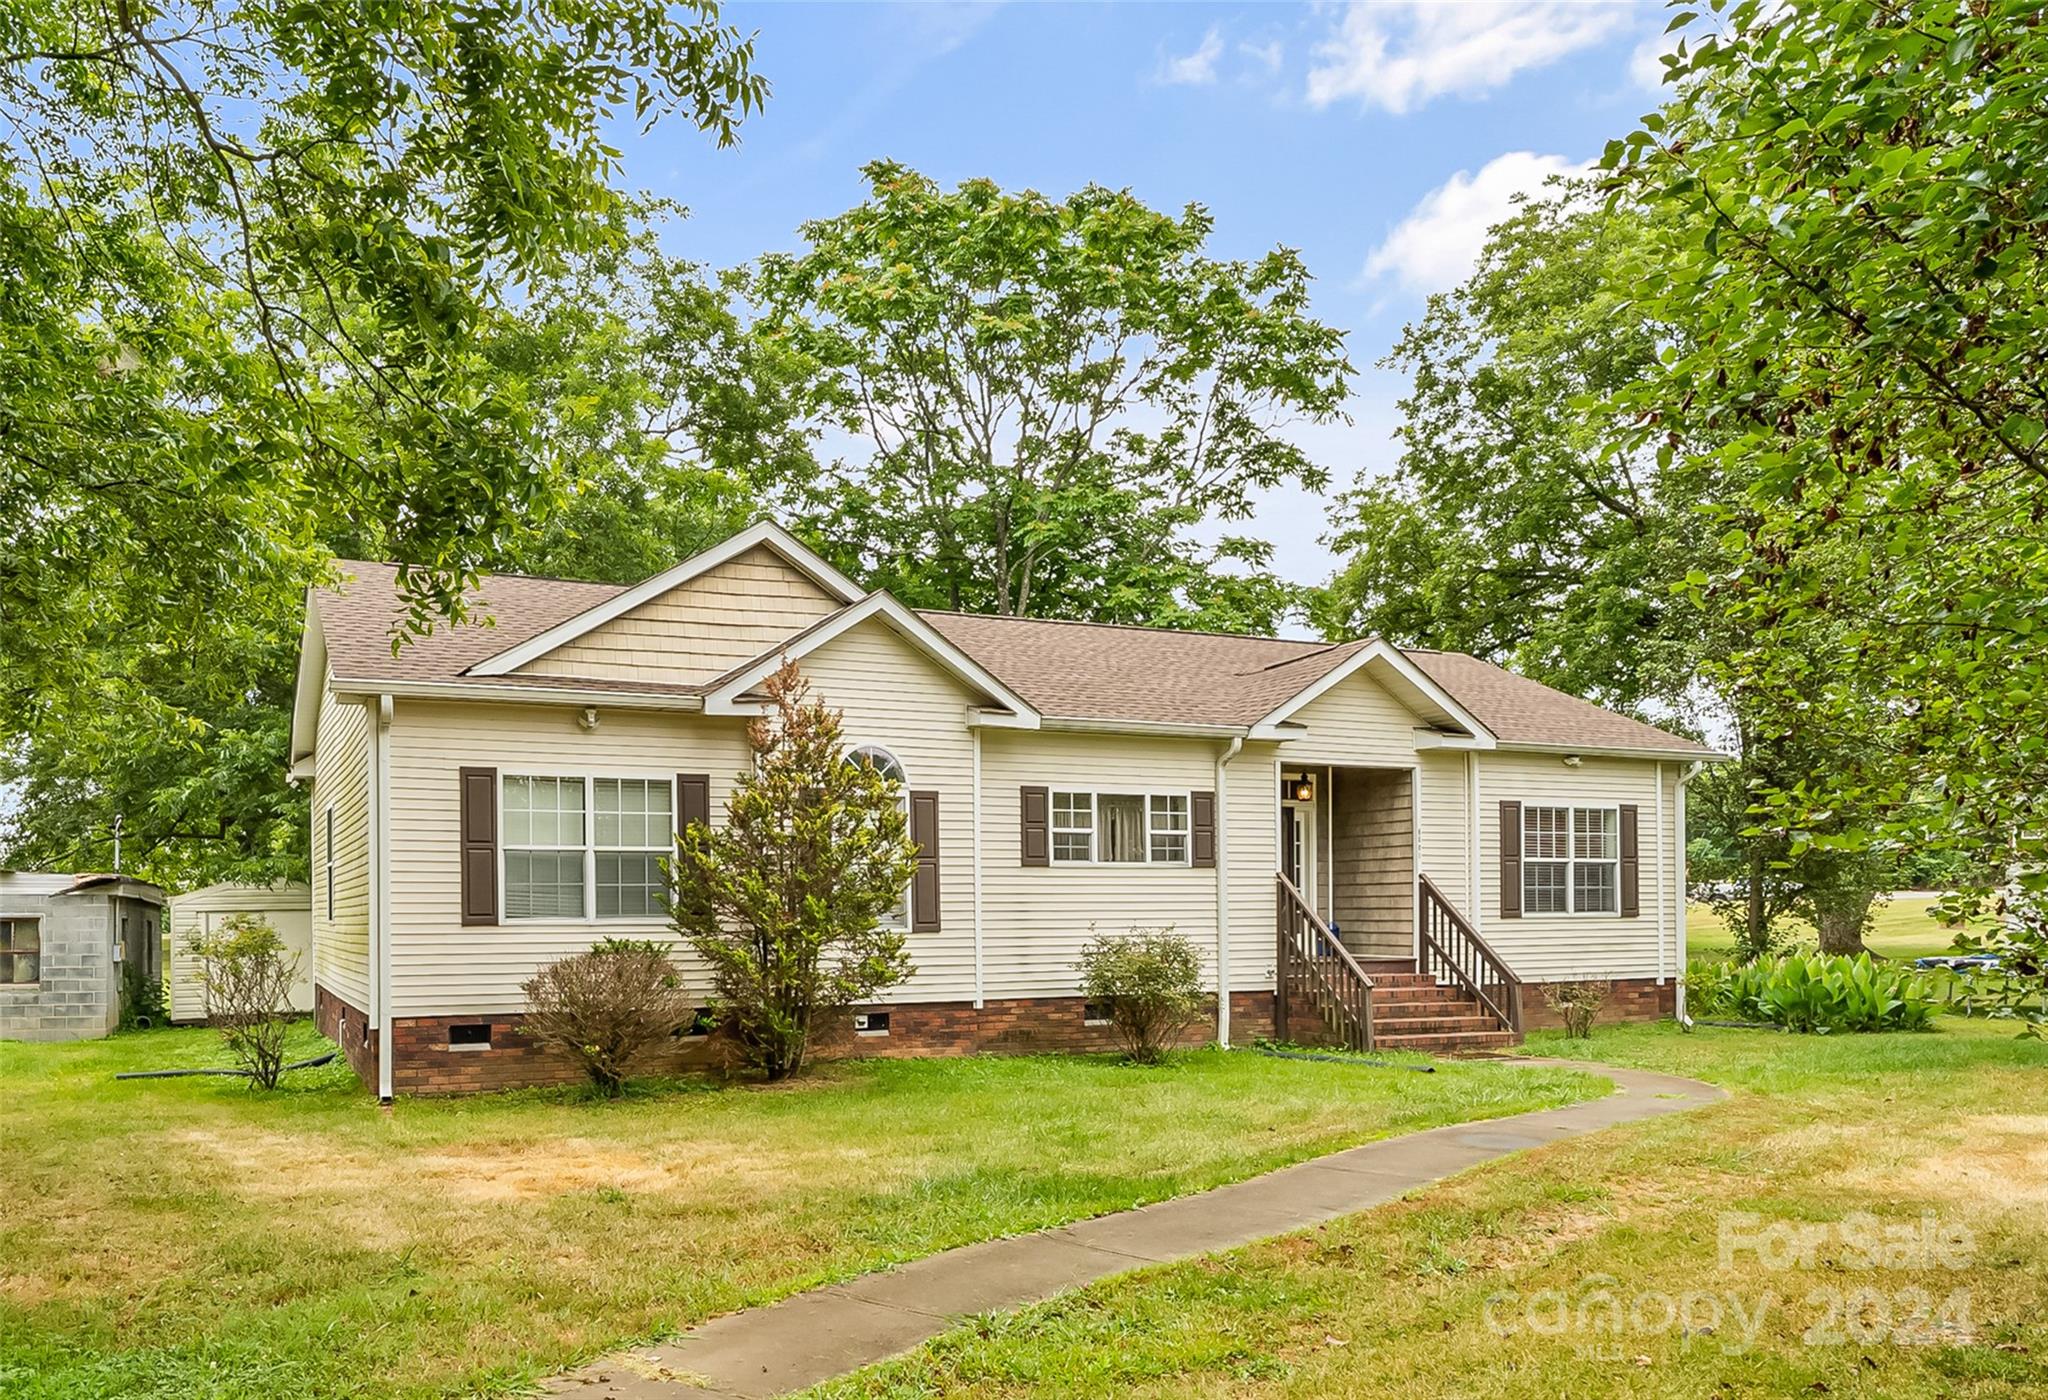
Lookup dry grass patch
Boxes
[0,1022,1596,1400]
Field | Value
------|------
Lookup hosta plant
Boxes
[1687,952,1940,1035]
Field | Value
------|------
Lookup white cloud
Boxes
[1363,151,1591,294]
[1307,2,1630,114]
[1159,26,1225,86]
[1239,38,1285,76]
[1629,28,1678,90]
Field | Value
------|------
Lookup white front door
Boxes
[1281,800,1317,914]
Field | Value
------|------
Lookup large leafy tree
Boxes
[1606,0,2048,928]
[1315,189,1714,718]
[747,161,1354,632]
[1,3,765,881]
[1316,185,1902,956]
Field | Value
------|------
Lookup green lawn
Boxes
[813,1021,2048,1399]
[1686,892,1984,963]
[0,1024,1596,1399]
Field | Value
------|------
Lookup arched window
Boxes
[848,745,905,786]
[847,745,910,929]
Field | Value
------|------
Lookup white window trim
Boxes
[1047,787,1194,868]
[323,804,336,922]
[1521,801,1622,916]
[498,770,679,924]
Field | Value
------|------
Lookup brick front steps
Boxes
[1365,970,1518,1056]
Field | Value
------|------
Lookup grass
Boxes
[1686,892,1985,963]
[0,1024,1596,1399]
[812,1021,2048,1399]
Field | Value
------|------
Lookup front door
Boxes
[1281,801,1317,913]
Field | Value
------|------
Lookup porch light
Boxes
[1283,776,1315,802]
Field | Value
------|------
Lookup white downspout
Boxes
[1467,751,1482,934]
[971,727,984,1011]
[374,695,394,1103]
[1215,736,1244,1047]
[1675,759,1706,1026]
[1656,761,1668,987]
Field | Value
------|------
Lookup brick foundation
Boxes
[319,991,1278,1096]
[313,984,380,1089]
[1517,975,1676,1030]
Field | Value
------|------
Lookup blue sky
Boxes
[625,1,1681,587]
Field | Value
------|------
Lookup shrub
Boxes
[1686,952,1940,1034]
[521,939,694,1096]
[120,960,168,1030]
[670,662,919,1081]
[192,913,300,1088]
[1076,927,1204,1064]
[1540,979,1610,1039]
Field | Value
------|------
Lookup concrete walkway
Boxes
[545,1058,1724,1400]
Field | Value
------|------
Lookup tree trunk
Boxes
[1815,889,1876,956]
[1744,841,1768,959]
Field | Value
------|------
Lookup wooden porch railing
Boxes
[1276,873,1375,1051]
[1417,873,1522,1034]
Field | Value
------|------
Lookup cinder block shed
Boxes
[0,872,165,1041]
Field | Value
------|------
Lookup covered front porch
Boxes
[1276,764,1416,968]
[1273,763,1521,1053]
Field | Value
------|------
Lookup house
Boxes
[288,522,1721,1097]
[167,882,315,1023]
[0,871,165,1041]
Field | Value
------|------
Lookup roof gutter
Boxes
[1034,716,1262,740]
[327,678,709,711]
[1494,741,1731,763]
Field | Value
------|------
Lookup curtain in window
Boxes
[1098,794,1146,862]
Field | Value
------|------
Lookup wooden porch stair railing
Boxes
[1275,872,1375,1051]
[1274,873,1524,1055]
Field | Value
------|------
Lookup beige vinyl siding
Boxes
[515,547,841,687]
[1225,740,1282,995]
[980,731,1226,998]
[1330,768,1413,961]
[311,689,372,1011]
[386,700,753,1017]
[1284,668,1436,766]
[1416,749,1475,914]
[1475,751,1678,983]
[794,620,979,1003]
[169,884,313,1022]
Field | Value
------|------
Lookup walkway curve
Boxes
[546,1058,1724,1400]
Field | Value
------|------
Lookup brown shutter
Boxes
[677,773,710,833]
[459,767,497,926]
[1499,800,1522,920]
[1190,789,1217,868]
[1020,785,1049,866]
[909,790,940,932]
[1619,804,1640,918]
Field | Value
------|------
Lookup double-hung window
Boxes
[848,747,910,928]
[503,775,674,920]
[1048,791,1191,865]
[1522,805,1619,914]
[594,779,673,919]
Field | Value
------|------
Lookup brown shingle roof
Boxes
[315,561,630,686]
[1403,649,1718,757]
[917,611,1369,728]
[310,559,1716,755]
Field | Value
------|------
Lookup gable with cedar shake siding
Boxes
[288,522,1719,1094]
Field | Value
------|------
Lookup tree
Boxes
[1605,0,2048,921]
[193,913,299,1089]
[670,662,918,1080]
[1316,189,1714,718]
[747,161,1354,633]
[2,3,766,882]
[521,939,696,1097]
